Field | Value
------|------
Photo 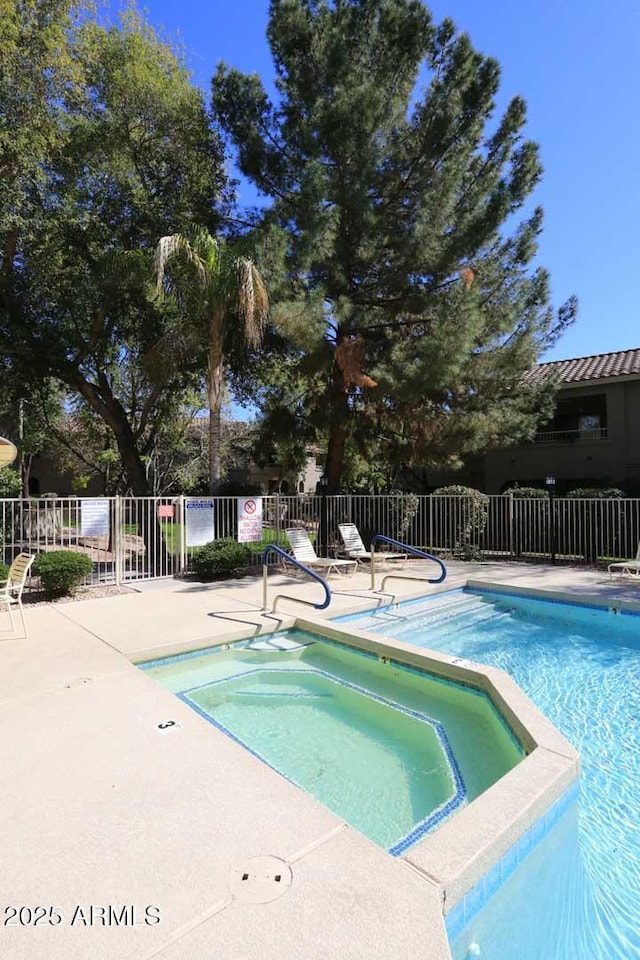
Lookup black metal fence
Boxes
[1,493,637,590]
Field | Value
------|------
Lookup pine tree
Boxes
[213,0,576,491]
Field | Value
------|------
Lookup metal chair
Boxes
[0,553,35,639]
[338,523,407,569]
[285,528,357,577]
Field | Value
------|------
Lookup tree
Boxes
[0,379,65,496]
[0,8,227,495]
[213,0,577,491]
[0,0,81,273]
[153,228,269,493]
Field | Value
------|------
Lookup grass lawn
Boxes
[246,527,290,560]
[153,522,290,560]
[160,520,181,556]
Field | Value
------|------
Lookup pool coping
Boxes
[465,577,640,615]
[292,612,579,912]
[10,564,632,960]
[134,578,582,939]
[176,665,467,856]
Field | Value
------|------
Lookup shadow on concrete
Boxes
[206,609,289,630]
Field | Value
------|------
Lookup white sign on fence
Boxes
[185,498,215,546]
[80,499,110,537]
[237,497,263,543]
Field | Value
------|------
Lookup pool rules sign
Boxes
[237,497,263,543]
[185,498,215,546]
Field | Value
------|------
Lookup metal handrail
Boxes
[262,544,331,613]
[370,534,447,592]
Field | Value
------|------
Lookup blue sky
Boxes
[137,0,640,364]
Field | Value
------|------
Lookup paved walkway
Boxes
[0,560,636,960]
[53,559,640,661]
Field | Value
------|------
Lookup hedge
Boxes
[432,485,489,559]
[190,538,251,581]
[567,487,625,499]
[504,485,549,499]
[32,550,93,598]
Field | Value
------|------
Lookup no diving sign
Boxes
[238,497,263,543]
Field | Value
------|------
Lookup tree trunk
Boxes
[109,417,151,496]
[317,363,349,557]
[325,365,349,494]
[21,453,32,498]
[68,373,170,575]
[207,318,224,495]
[67,373,150,496]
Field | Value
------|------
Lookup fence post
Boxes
[179,495,186,574]
[508,491,514,558]
[262,561,269,611]
[114,495,122,586]
[274,494,281,547]
[549,488,557,563]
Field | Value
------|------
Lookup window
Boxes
[578,414,602,437]
[539,394,607,439]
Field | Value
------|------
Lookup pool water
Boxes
[341,589,640,959]
[141,633,523,853]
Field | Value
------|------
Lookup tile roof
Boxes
[525,348,640,385]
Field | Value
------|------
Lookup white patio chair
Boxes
[0,553,35,639]
[608,544,640,579]
[338,523,408,569]
[285,528,357,577]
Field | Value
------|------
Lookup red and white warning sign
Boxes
[237,497,263,543]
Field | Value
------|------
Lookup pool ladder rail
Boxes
[369,535,447,592]
[262,544,331,614]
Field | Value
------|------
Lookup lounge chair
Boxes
[338,523,408,569]
[608,545,640,579]
[285,528,357,577]
[0,553,35,639]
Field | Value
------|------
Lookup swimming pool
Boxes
[340,588,640,959]
[140,631,524,854]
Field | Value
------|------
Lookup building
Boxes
[226,448,323,495]
[483,348,640,494]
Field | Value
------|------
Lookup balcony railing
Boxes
[534,427,608,444]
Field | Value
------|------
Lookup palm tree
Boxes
[153,228,269,493]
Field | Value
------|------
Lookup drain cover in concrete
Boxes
[230,856,293,903]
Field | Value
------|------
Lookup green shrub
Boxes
[432,485,489,558]
[0,467,21,498]
[0,561,9,583]
[0,468,21,546]
[190,538,251,581]
[32,550,93,598]
[351,490,421,547]
[503,485,549,499]
[567,487,625,499]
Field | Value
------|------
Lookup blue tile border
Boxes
[337,581,640,623]
[465,584,640,618]
[177,664,467,855]
[444,779,580,943]
[317,622,526,759]
[137,640,249,671]
[138,625,526,758]
[136,630,319,670]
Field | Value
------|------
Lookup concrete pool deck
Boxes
[1,560,637,959]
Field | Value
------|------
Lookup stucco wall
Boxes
[483,380,636,493]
